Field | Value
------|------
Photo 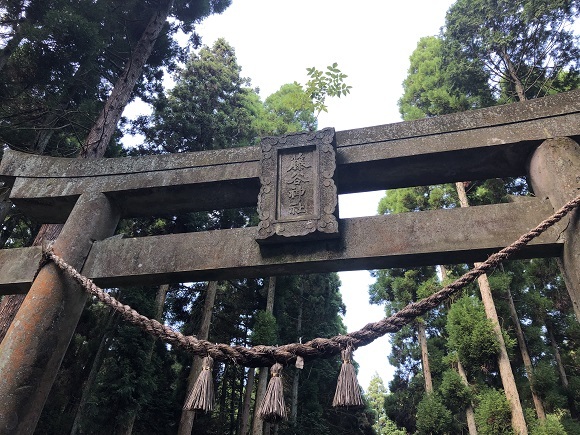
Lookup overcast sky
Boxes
[190,0,457,390]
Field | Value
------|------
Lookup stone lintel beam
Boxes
[0,199,563,294]
[2,89,580,222]
[0,246,42,293]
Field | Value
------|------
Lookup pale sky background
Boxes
[193,0,457,391]
[128,0,457,391]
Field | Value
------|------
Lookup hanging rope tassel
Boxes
[333,346,363,407]
[258,363,287,422]
[183,356,214,412]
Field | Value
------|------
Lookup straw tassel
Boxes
[258,363,287,422]
[333,347,363,407]
[183,356,214,412]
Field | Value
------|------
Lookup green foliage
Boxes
[79,288,175,434]
[391,0,580,430]
[416,393,454,435]
[474,389,514,435]
[305,62,352,117]
[385,373,425,433]
[251,310,278,345]
[0,0,228,155]
[136,38,261,153]
[532,361,565,406]
[263,82,317,134]
[561,414,580,434]
[399,36,493,120]
[438,369,473,411]
[275,274,373,435]
[446,296,500,378]
[443,0,580,101]
[529,412,567,435]
[369,267,438,313]
[366,373,407,434]
[377,185,458,215]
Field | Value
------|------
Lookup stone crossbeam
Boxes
[1,90,580,222]
[0,199,564,293]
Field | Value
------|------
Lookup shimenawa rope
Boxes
[42,194,580,368]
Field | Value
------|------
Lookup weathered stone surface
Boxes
[0,247,42,294]
[257,128,339,243]
[0,200,563,292]
[528,137,580,320]
[76,200,567,285]
[0,193,120,434]
[0,199,563,292]
[2,90,580,222]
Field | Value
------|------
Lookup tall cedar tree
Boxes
[444,0,580,101]
[390,4,580,433]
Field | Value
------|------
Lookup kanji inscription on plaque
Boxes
[256,128,339,243]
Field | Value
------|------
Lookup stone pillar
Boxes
[0,192,120,434]
[527,137,580,320]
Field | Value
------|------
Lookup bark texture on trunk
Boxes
[80,1,174,159]
[178,281,218,435]
[505,287,545,420]
[252,277,276,435]
[457,360,478,435]
[0,21,25,72]
[456,182,528,435]
[290,279,305,424]
[0,1,174,348]
[502,51,527,102]
[441,265,477,434]
[239,368,255,435]
[418,320,433,394]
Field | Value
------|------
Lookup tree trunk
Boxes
[217,366,228,435]
[502,51,527,102]
[441,265,477,434]
[455,182,528,435]
[0,1,174,344]
[230,365,238,435]
[252,368,268,435]
[457,360,478,435]
[546,320,568,389]
[70,309,119,435]
[418,320,433,394]
[546,319,577,418]
[291,278,305,424]
[252,277,276,435]
[239,368,255,435]
[0,20,25,72]
[80,0,174,158]
[505,287,546,420]
[121,284,168,435]
[178,280,218,435]
[31,113,60,155]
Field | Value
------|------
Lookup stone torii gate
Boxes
[0,90,579,434]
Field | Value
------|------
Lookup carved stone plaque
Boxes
[256,128,339,243]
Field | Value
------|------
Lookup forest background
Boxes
[1,0,580,434]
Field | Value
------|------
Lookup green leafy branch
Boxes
[305,62,352,117]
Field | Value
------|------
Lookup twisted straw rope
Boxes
[43,194,580,367]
